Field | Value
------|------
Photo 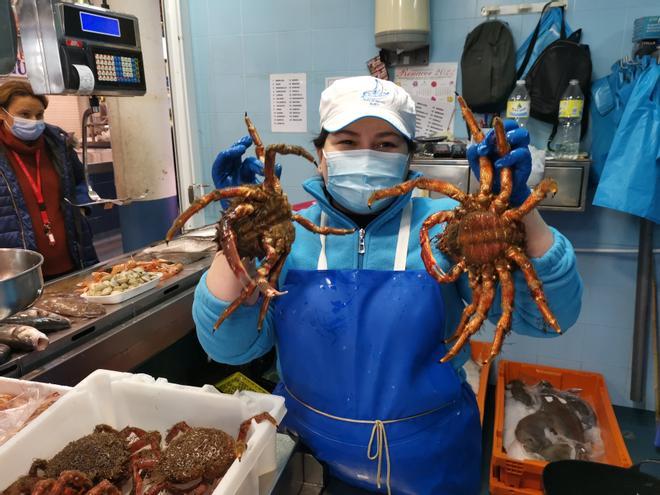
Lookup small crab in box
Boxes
[133,413,277,495]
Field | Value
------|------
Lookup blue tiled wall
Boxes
[184,0,660,409]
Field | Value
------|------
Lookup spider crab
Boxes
[132,413,277,495]
[166,115,353,330]
[368,96,560,364]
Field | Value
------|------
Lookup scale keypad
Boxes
[94,53,140,84]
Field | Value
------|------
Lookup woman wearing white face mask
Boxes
[0,80,98,277]
[194,77,582,494]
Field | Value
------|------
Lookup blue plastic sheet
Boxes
[516,8,573,78]
[593,59,660,223]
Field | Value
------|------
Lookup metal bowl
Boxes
[0,248,44,321]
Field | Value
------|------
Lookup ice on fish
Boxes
[463,358,482,396]
[0,325,49,352]
[503,380,604,462]
[37,295,106,318]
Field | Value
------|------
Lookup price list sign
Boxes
[270,73,307,133]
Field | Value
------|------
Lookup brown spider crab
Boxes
[368,96,560,364]
[166,115,354,330]
[133,413,277,495]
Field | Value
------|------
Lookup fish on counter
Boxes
[36,295,106,318]
[0,325,49,352]
[0,343,10,364]
[3,308,71,332]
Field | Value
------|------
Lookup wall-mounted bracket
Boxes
[481,0,567,17]
[379,46,429,68]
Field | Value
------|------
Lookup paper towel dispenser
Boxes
[14,0,146,96]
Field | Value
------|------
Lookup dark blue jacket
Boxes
[0,124,98,269]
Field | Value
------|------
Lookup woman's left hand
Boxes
[467,120,532,207]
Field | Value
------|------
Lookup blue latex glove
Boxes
[211,136,282,207]
[467,120,532,207]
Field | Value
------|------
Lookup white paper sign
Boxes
[395,63,458,137]
[270,73,307,133]
[73,64,95,95]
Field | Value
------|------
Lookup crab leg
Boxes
[491,117,513,214]
[255,235,287,297]
[87,480,121,495]
[440,266,496,363]
[214,282,257,331]
[368,177,467,206]
[457,95,493,199]
[166,186,264,241]
[444,272,481,344]
[505,246,561,333]
[292,214,355,235]
[257,253,287,330]
[244,113,265,163]
[487,259,515,363]
[217,204,260,292]
[263,144,316,191]
[419,210,461,282]
[503,178,558,223]
[235,412,278,460]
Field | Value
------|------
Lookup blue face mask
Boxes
[325,149,409,215]
[3,109,45,141]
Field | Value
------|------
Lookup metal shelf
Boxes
[411,158,590,212]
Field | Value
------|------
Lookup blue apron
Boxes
[272,206,481,494]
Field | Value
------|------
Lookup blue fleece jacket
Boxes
[193,173,582,371]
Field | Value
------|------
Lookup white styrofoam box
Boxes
[0,370,286,495]
[0,377,71,397]
[0,377,71,447]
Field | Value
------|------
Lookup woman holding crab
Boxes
[192,76,582,494]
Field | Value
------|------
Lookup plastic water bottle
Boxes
[553,80,584,159]
[506,80,530,128]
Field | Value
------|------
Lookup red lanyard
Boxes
[10,149,56,246]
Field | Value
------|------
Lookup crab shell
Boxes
[156,427,237,483]
[218,188,295,260]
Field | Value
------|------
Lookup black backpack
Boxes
[461,20,516,113]
[517,4,592,144]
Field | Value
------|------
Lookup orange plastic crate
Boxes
[470,340,493,424]
[490,360,632,494]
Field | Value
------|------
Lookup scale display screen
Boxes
[79,11,121,37]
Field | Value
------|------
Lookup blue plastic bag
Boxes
[516,8,573,78]
[593,60,660,223]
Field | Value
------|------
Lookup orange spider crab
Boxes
[369,96,560,364]
[166,115,353,330]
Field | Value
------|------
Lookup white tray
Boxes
[0,370,286,495]
[81,273,162,304]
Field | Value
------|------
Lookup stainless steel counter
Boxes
[0,250,214,384]
[411,157,591,211]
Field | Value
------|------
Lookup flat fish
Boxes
[0,325,49,352]
[37,295,106,318]
[4,308,71,332]
[0,343,10,364]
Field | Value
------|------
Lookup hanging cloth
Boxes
[593,59,660,222]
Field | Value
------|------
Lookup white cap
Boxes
[319,76,416,139]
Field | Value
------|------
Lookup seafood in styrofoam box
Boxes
[0,370,286,495]
[0,377,70,447]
